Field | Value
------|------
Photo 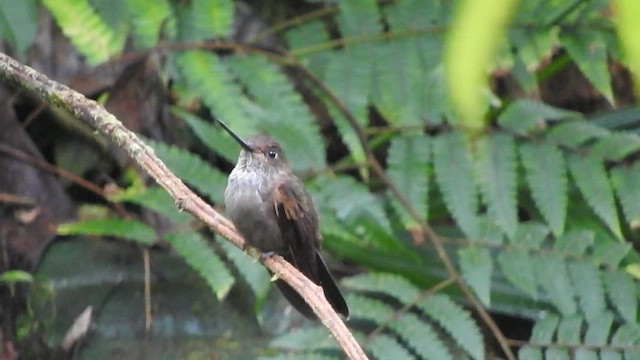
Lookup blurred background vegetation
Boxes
[0,0,640,359]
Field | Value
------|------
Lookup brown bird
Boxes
[223,129,349,320]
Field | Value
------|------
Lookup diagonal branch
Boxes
[0,52,368,360]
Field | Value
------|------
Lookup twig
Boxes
[0,52,367,360]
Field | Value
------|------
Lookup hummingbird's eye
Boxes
[268,150,278,159]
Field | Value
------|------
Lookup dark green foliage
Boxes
[36,0,640,358]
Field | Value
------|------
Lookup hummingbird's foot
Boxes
[259,251,277,262]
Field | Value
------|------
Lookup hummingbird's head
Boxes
[237,134,289,173]
[215,118,289,173]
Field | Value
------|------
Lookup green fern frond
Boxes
[433,132,479,237]
[57,219,157,245]
[560,28,614,104]
[602,270,638,323]
[531,313,560,342]
[584,311,614,345]
[285,20,331,76]
[165,232,234,300]
[498,100,580,135]
[315,175,393,241]
[554,230,594,256]
[534,255,577,315]
[124,0,175,48]
[174,108,240,163]
[458,245,492,305]
[520,142,568,236]
[227,55,325,171]
[368,334,415,360]
[474,134,518,238]
[177,0,233,41]
[546,121,609,148]
[42,0,123,64]
[417,294,485,360]
[175,50,254,135]
[112,186,192,224]
[610,163,640,228]
[343,273,420,303]
[388,313,453,360]
[497,249,537,298]
[387,134,430,227]
[557,314,582,343]
[590,132,640,161]
[568,153,622,239]
[217,240,270,304]
[145,138,227,204]
[568,261,606,321]
[348,294,395,322]
[510,221,550,248]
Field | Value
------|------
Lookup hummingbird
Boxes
[221,122,349,320]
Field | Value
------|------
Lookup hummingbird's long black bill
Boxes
[216,118,254,152]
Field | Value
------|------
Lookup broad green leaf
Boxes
[228,55,325,172]
[145,138,227,204]
[165,232,234,300]
[556,314,582,343]
[568,262,606,321]
[590,132,640,161]
[343,273,420,304]
[418,294,484,360]
[534,256,576,315]
[546,121,609,148]
[561,28,613,104]
[42,0,123,64]
[445,0,518,134]
[497,249,537,298]
[368,334,414,360]
[568,153,622,239]
[389,313,453,360]
[602,270,637,322]
[0,270,33,284]
[58,219,156,245]
[530,314,559,343]
[616,0,640,97]
[520,142,567,236]
[584,311,613,345]
[0,0,38,60]
[387,134,430,226]
[474,134,518,238]
[610,163,640,229]
[458,246,492,305]
[498,100,580,135]
[271,327,339,352]
[433,132,479,237]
